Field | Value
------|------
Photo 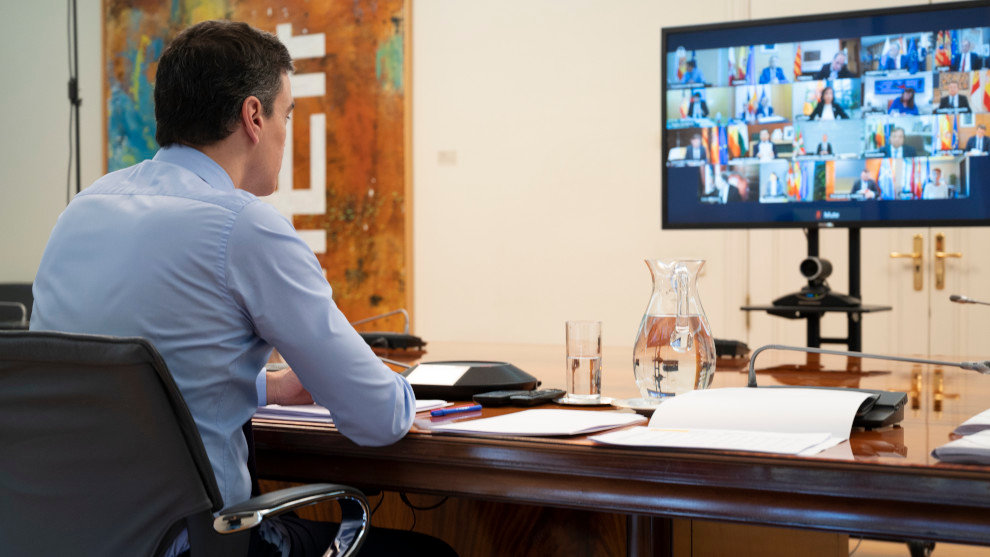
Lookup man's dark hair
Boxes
[154,20,293,147]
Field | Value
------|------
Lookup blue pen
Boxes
[431,404,482,417]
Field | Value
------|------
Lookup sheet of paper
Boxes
[405,364,471,386]
[589,426,836,455]
[648,387,873,440]
[932,430,990,465]
[254,399,450,423]
[254,404,332,423]
[430,409,646,437]
[953,408,990,436]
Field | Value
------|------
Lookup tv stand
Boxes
[741,227,891,351]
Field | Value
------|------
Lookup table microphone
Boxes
[747,344,990,388]
[949,294,990,306]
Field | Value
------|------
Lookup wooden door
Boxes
[748,227,990,359]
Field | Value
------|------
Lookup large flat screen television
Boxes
[661,0,990,229]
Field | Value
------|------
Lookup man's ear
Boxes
[241,96,264,145]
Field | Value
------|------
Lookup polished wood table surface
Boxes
[252,342,990,552]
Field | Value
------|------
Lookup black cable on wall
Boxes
[66,0,81,204]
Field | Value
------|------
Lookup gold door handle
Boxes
[889,234,924,291]
[934,233,962,290]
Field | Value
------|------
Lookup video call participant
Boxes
[809,86,849,120]
[716,173,743,203]
[755,129,776,160]
[966,124,990,154]
[755,95,774,118]
[681,60,706,85]
[938,80,972,113]
[881,127,917,158]
[850,168,882,199]
[879,42,904,71]
[922,168,950,199]
[888,87,919,115]
[758,55,788,84]
[28,20,455,557]
[814,52,854,80]
[815,133,833,155]
[684,133,707,160]
[765,171,783,197]
[952,39,983,72]
[688,91,709,118]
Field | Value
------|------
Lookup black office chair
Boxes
[0,330,370,557]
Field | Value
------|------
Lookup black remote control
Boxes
[473,389,566,407]
[509,389,567,406]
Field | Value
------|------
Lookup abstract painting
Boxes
[104,0,410,329]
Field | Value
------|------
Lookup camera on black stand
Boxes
[772,256,860,308]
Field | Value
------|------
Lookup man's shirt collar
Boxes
[153,144,236,192]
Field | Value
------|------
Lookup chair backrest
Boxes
[0,331,224,556]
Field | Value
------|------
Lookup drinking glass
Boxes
[565,320,602,402]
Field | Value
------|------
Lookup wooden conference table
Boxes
[252,342,990,556]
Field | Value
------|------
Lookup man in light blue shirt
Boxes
[680,60,706,85]
[31,20,453,557]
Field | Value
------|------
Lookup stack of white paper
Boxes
[932,407,990,464]
[592,427,833,455]
[254,404,335,423]
[932,430,990,465]
[590,387,873,456]
[255,399,449,423]
[430,409,646,436]
[952,408,990,436]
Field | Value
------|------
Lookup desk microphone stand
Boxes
[747,344,990,388]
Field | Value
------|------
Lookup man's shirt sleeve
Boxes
[225,201,415,446]
[256,369,267,406]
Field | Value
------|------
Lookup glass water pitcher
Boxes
[632,259,716,399]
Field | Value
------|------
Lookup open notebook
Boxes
[590,387,873,456]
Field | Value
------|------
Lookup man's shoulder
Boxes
[234,197,291,228]
[80,159,259,214]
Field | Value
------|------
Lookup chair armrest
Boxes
[0,302,27,328]
[214,483,369,557]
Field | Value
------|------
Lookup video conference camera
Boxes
[773,256,860,308]
[799,257,832,285]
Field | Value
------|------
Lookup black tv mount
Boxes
[742,227,891,351]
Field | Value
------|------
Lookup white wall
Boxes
[0,0,103,283]
[412,0,753,346]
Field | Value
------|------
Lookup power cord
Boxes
[848,536,862,556]
[370,491,386,520]
[398,492,449,531]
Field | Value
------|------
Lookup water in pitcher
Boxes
[633,314,715,398]
[566,355,602,400]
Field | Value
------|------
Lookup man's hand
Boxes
[267,367,314,406]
